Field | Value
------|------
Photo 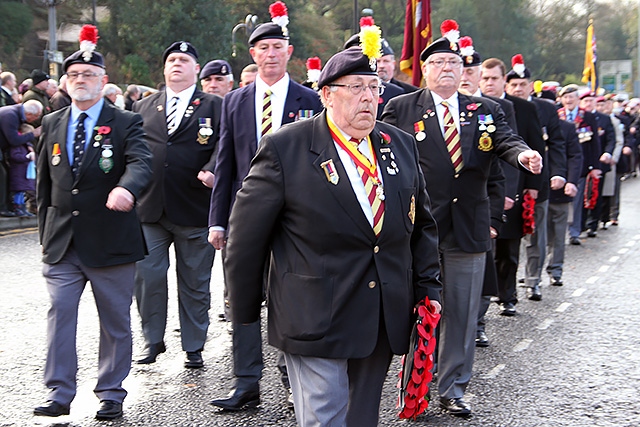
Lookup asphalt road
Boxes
[1,177,640,427]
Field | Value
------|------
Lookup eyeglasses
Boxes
[427,59,463,68]
[66,71,104,80]
[329,83,385,96]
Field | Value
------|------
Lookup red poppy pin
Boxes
[192,98,201,106]
[96,126,111,135]
[466,103,480,111]
[380,131,391,144]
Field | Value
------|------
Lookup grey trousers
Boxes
[135,215,214,351]
[546,202,570,279]
[525,199,549,287]
[568,177,586,238]
[284,325,392,427]
[437,248,485,399]
[42,247,135,405]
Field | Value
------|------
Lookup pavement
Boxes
[0,214,36,232]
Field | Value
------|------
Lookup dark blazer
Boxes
[550,120,583,204]
[558,107,600,177]
[209,79,323,229]
[133,89,222,227]
[382,89,532,253]
[378,81,404,120]
[37,102,152,267]
[594,111,616,174]
[225,112,442,358]
[0,88,16,107]
[390,78,419,94]
[0,104,37,151]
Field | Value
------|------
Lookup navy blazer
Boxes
[382,89,532,253]
[209,79,323,229]
[0,104,37,151]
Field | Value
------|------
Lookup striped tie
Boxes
[351,138,384,236]
[261,89,273,137]
[441,101,463,173]
[167,96,179,135]
[72,112,88,178]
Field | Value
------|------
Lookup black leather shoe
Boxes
[210,389,260,411]
[499,302,516,316]
[440,397,471,416]
[475,331,489,347]
[550,276,563,286]
[184,351,204,368]
[587,230,597,238]
[527,284,542,301]
[34,400,70,417]
[95,400,122,420]
[136,342,166,364]
[570,237,581,245]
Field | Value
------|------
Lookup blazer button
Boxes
[71,189,79,195]
[72,210,80,216]
[454,173,460,179]
[368,281,376,289]
[453,197,458,203]
[373,245,379,254]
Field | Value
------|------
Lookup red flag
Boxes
[400,0,432,87]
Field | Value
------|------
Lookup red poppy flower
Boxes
[97,126,111,135]
[380,131,391,144]
[522,193,536,234]
[192,98,201,106]
[467,103,479,111]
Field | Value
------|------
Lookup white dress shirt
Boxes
[254,73,290,144]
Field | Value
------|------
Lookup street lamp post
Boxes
[231,14,258,58]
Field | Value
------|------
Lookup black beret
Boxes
[506,68,531,82]
[580,91,596,100]
[463,52,481,68]
[248,23,289,46]
[62,51,105,73]
[317,46,377,89]
[343,35,394,57]
[200,60,233,79]
[558,84,579,97]
[30,69,50,85]
[420,37,461,61]
[163,41,198,64]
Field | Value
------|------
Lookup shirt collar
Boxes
[431,91,459,110]
[166,84,196,102]
[70,97,104,123]
[255,73,290,97]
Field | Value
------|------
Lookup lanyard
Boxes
[327,117,381,186]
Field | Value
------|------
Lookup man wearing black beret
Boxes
[133,40,223,371]
[200,59,234,97]
[382,22,542,417]
[222,44,442,426]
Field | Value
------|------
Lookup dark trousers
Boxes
[495,238,521,305]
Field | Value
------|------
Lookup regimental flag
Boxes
[400,0,432,87]
[581,19,598,90]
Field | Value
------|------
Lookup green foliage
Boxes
[0,1,33,58]
[119,54,152,86]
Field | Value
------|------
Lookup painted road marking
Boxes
[555,302,572,312]
[483,364,506,379]
[618,248,629,254]
[609,256,620,263]
[537,318,554,330]
[625,241,636,247]
[572,288,586,297]
[586,276,599,284]
[598,265,610,273]
[513,339,533,352]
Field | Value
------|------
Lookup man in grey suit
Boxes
[382,30,542,416]
[34,37,152,420]
[223,45,442,427]
[133,41,222,369]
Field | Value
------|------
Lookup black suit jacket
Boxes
[382,89,532,253]
[390,78,419,94]
[0,104,38,152]
[0,88,16,107]
[37,102,152,267]
[377,81,404,120]
[209,79,323,229]
[550,120,583,203]
[225,112,442,357]
[133,88,222,227]
[594,111,616,174]
[558,107,601,177]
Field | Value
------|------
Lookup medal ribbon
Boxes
[327,116,384,236]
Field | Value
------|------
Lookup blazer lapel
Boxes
[458,94,477,168]
[310,113,376,239]
[369,125,399,240]
[282,81,301,125]
[421,90,452,164]
[77,103,114,180]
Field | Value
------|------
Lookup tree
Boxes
[0,1,34,70]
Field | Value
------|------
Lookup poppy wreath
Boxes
[397,297,441,420]
[522,192,536,235]
[584,174,599,209]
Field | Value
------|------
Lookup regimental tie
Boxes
[72,112,88,178]
[166,96,179,135]
[350,137,385,237]
[441,101,464,173]
[261,89,273,137]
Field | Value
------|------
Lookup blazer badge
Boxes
[51,143,61,166]
[408,194,415,224]
[197,118,213,144]
[320,159,339,185]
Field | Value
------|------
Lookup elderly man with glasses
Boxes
[382,22,541,417]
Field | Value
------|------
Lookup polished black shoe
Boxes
[569,237,581,245]
[550,276,563,286]
[587,230,597,238]
[184,351,204,368]
[499,302,516,316]
[475,331,489,347]
[34,400,70,417]
[95,400,122,420]
[440,397,471,417]
[136,341,166,364]
[210,388,260,411]
[527,284,542,301]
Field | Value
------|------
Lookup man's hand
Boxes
[588,168,602,179]
[504,196,515,211]
[430,300,442,315]
[32,126,42,138]
[198,170,215,188]
[550,176,565,190]
[599,152,612,164]
[523,188,538,200]
[518,150,543,174]
[623,146,633,156]
[564,182,578,198]
[490,227,498,239]
[208,229,226,250]
[106,186,135,212]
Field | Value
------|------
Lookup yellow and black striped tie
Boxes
[441,101,463,173]
[261,89,272,137]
